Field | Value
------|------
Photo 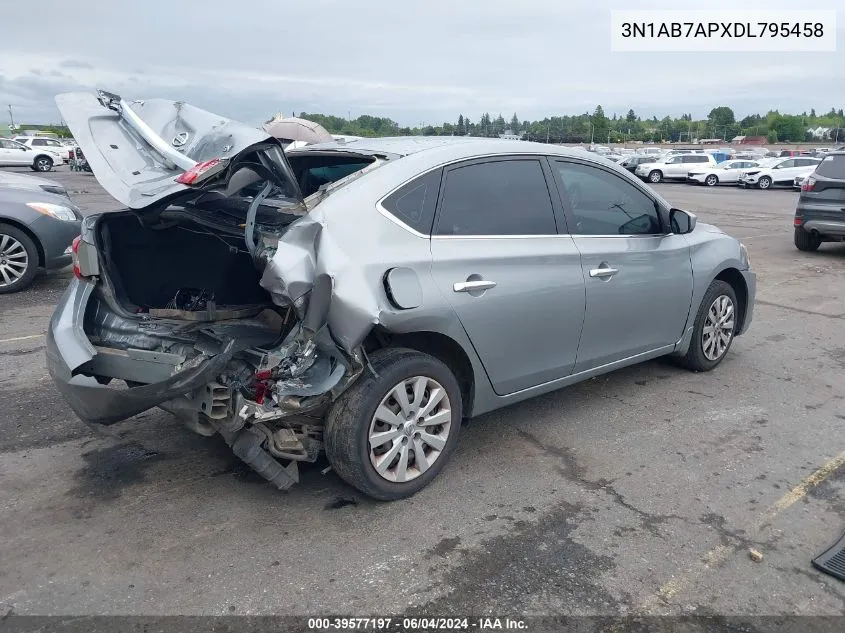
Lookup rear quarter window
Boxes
[380,168,442,235]
[816,155,845,179]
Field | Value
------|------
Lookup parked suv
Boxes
[793,151,845,251]
[619,155,656,173]
[635,154,716,183]
[738,157,821,190]
[0,138,63,172]
[11,137,69,170]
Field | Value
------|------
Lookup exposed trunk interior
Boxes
[98,212,271,313]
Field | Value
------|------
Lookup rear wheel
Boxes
[0,224,39,293]
[678,280,738,372]
[757,175,772,190]
[705,174,718,186]
[794,227,822,252]
[32,155,53,172]
[648,170,663,183]
[324,348,462,501]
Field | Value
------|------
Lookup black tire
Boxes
[757,175,772,190]
[648,170,662,184]
[324,348,462,501]
[794,227,821,252]
[678,280,738,372]
[0,223,39,294]
[32,155,53,172]
[705,174,718,186]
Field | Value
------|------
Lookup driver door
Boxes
[0,139,29,165]
[551,159,694,371]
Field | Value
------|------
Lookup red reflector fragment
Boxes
[254,382,269,405]
[71,235,82,279]
[255,369,272,381]
[794,217,804,226]
[176,159,221,185]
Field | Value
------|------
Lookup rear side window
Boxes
[816,154,845,179]
[381,169,441,235]
[436,159,556,236]
[31,139,46,146]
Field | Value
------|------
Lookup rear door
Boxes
[429,156,586,395]
[551,159,694,371]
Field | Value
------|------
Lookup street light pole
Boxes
[7,104,15,130]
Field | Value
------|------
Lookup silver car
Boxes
[47,90,756,501]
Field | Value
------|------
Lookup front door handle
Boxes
[453,280,497,293]
[589,266,619,278]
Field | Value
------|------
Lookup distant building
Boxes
[732,135,768,145]
[698,138,723,145]
[808,126,832,140]
[499,129,524,141]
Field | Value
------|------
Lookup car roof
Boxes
[290,136,597,161]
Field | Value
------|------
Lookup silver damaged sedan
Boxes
[47,90,756,500]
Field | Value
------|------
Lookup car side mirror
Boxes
[669,208,696,234]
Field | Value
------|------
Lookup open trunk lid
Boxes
[55,90,304,211]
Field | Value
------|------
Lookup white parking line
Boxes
[0,333,45,344]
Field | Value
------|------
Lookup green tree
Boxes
[767,130,778,143]
[625,109,637,123]
[509,113,520,133]
[707,106,735,128]
[591,105,609,143]
[810,108,816,118]
[457,114,465,136]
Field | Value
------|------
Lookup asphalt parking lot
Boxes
[1,166,844,618]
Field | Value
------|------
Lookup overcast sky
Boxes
[1,0,842,126]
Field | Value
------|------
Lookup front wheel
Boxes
[32,156,53,172]
[324,348,462,501]
[705,174,718,186]
[678,280,738,372]
[648,170,663,184]
[757,175,772,190]
[0,224,39,294]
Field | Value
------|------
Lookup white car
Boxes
[12,136,71,167]
[738,157,821,190]
[686,160,760,186]
[634,153,716,183]
[0,137,64,172]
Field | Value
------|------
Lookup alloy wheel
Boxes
[705,175,717,186]
[368,375,452,483]
[35,158,52,172]
[702,295,735,361]
[0,233,30,288]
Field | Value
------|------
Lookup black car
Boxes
[619,155,656,173]
[793,151,845,251]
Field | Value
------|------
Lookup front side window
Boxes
[777,159,795,169]
[31,139,47,146]
[435,159,556,236]
[554,161,662,236]
[381,168,442,235]
[665,156,682,164]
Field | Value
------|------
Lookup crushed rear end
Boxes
[47,90,383,489]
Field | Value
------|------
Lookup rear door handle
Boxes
[589,267,619,278]
[453,280,497,293]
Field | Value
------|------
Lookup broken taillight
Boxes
[801,177,816,192]
[71,235,82,279]
[793,217,804,226]
[176,159,222,185]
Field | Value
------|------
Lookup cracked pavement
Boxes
[0,168,843,617]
